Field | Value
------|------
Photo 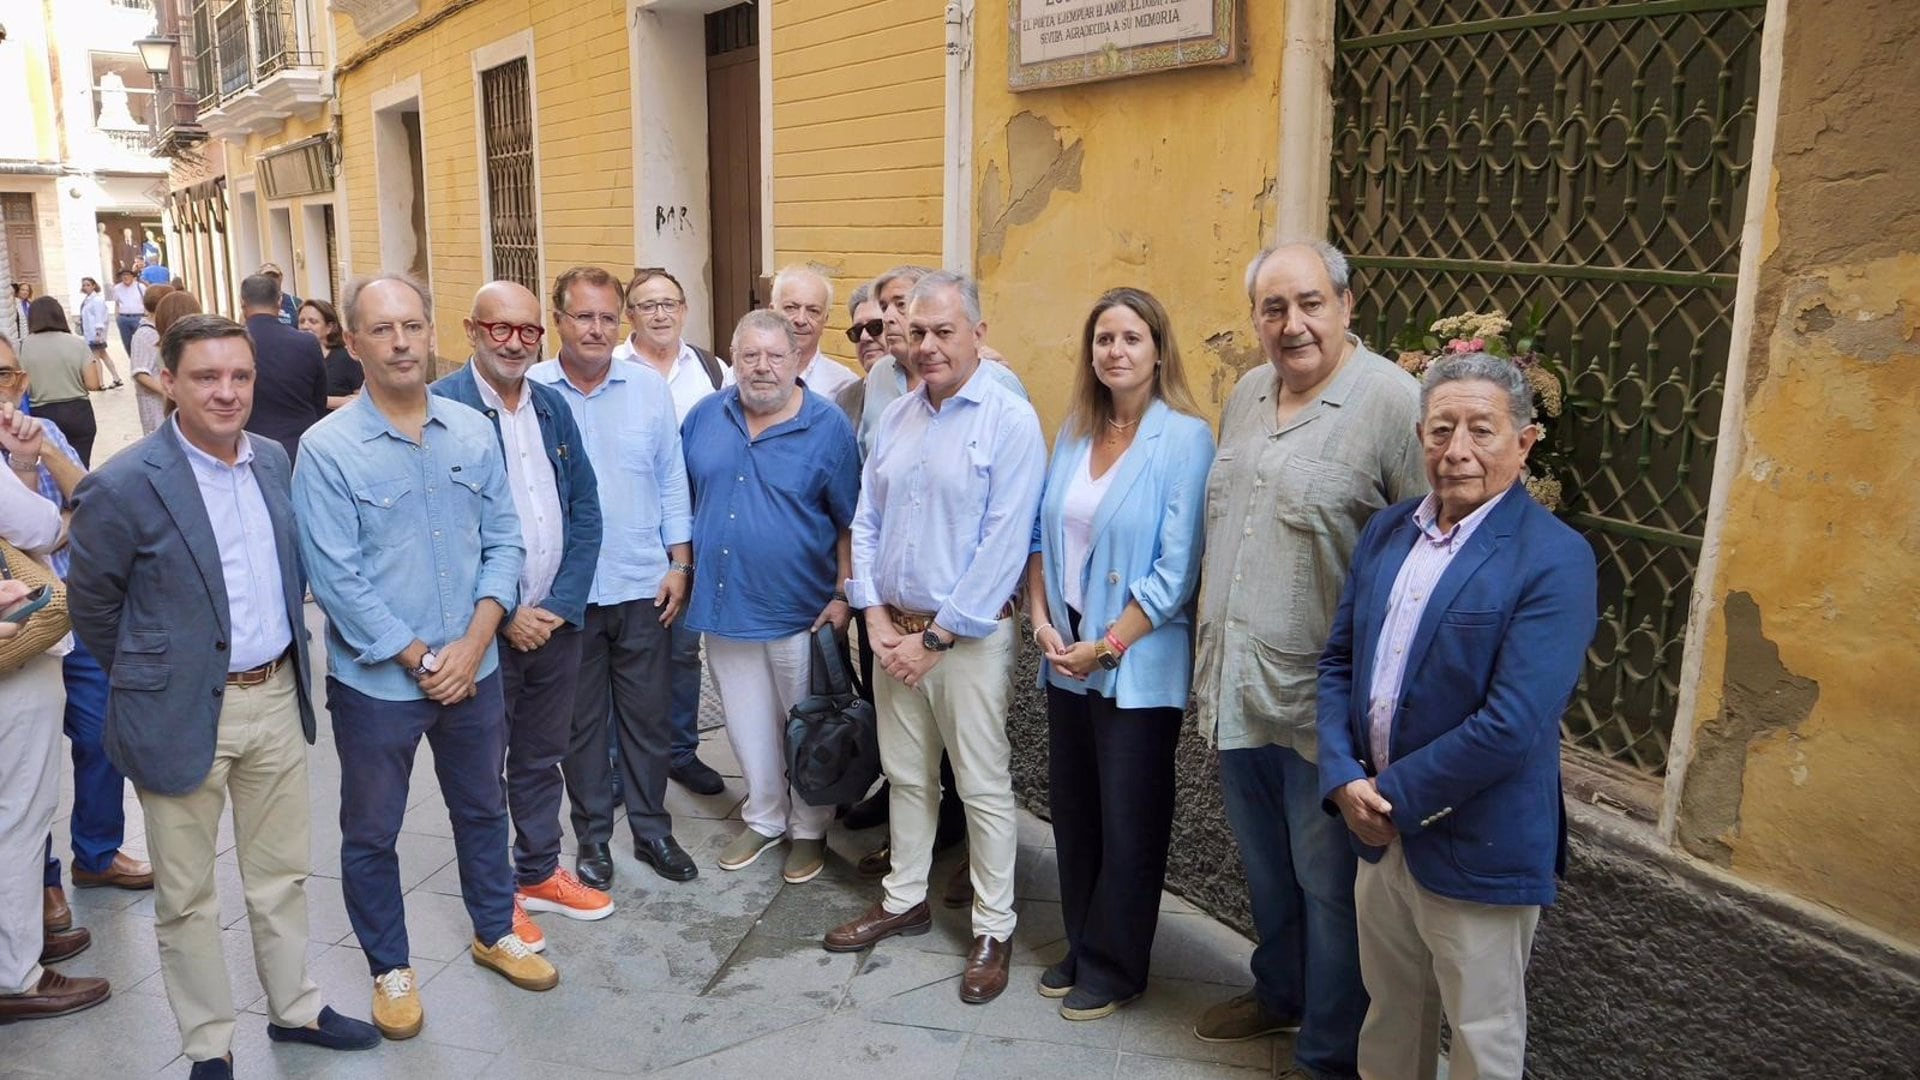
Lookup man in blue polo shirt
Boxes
[681,310,860,885]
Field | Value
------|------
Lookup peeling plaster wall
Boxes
[1677,0,1920,943]
[970,8,1283,435]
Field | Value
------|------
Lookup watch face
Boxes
[922,629,948,652]
[1097,652,1120,670]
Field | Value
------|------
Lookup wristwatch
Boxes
[1093,640,1121,670]
[409,650,440,677]
[668,561,695,575]
[921,628,953,653]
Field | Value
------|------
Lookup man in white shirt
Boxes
[771,265,859,402]
[608,267,729,797]
[109,269,146,354]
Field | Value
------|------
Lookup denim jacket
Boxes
[432,362,602,627]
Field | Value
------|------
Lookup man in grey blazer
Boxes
[67,314,378,1080]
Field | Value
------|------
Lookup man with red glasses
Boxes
[432,281,609,948]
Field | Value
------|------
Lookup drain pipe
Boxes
[942,0,975,275]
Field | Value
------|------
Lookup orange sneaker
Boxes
[511,897,546,953]
[517,867,615,922]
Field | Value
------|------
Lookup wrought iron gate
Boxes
[1328,0,1766,774]
[481,57,541,298]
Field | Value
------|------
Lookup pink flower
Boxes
[1446,337,1484,354]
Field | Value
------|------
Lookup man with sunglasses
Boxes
[433,281,609,950]
[530,266,698,888]
[835,284,888,427]
[610,267,730,798]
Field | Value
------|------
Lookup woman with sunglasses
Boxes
[298,298,361,410]
[1022,287,1214,1022]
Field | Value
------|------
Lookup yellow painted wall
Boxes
[770,0,946,368]
[1676,0,1920,944]
[226,112,336,294]
[333,0,633,356]
[970,7,1282,436]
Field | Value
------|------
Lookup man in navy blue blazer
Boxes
[1316,353,1597,1080]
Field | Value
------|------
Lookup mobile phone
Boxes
[0,584,52,624]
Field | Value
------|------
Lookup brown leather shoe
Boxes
[959,935,1010,1004]
[855,842,891,879]
[0,968,110,1020]
[44,886,71,933]
[40,926,91,965]
[942,857,973,909]
[822,901,931,952]
[71,852,154,891]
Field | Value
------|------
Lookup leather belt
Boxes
[885,602,1015,635]
[227,652,288,688]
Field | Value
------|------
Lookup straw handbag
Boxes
[0,539,71,674]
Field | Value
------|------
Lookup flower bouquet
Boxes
[1390,305,1574,511]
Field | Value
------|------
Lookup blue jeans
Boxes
[328,673,513,975]
[44,640,126,886]
[667,618,703,768]
[115,313,141,354]
[1219,744,1366,1079]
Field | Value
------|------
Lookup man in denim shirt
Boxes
[529,266,697,888]
[294,273,556,1042]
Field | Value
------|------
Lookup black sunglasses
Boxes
[846,319,885,344]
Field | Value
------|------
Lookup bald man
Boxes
[432,282,610,948]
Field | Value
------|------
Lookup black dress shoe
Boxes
[634,836,698,882]
[187,1056,233,1080]
[669,756,725,796]
[576,842,614,890]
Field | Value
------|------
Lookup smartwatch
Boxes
[921,628,953,653]
[1094,641,1121,670]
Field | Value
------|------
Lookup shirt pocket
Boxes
[617,428,662,533]
[446,463,486,503]
[1272,455,1384,534]
[351,477,414,545]
[1203,449,1238,522]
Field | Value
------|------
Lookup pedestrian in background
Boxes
[297,299,361,411]
[19,296,100,465]
[76,278,121,390]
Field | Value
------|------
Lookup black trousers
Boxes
[500,625,583,885]
[1045,682,1182,1000]
[32,397,96,467]
[563,600,674,845]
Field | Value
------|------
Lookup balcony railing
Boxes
[109,0,156,11]
[191,0,322,110]
[101,128,158,155]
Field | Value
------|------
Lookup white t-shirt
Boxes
[110,281,145,315]
[612,338,732,423]
[799,350,860,401]
[1060,442,1129,614]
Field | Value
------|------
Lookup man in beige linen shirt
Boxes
[1189,241,1426,1080]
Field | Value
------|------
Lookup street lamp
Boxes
[134,33,177,137]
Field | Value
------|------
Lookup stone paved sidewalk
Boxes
[11,379,1295,1079]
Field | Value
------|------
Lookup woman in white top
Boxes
[76,279,120,389]
[1022,287,1215,1022]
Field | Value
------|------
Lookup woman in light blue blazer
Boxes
[1022,287,1214,1022]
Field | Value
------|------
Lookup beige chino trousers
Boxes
[1354,839,1540,1080]
[876,619,1019,941]
[137,663,322,1062]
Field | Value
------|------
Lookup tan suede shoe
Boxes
[371,967,423,1040]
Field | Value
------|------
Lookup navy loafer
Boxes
[267,1005,382,1050]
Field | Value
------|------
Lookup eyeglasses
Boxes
[475,320,545,346]
[365,321,430,341]
[562,311,621,331]
[732,348,791,369]
[846,319,885,345]
[0,369,22,383]
[627,299,682,315]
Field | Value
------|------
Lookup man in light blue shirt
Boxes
[528,266,698,888]
[295,273,555,1039]
[825,271,1045,1007]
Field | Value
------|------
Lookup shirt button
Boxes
[1243,528,1252,536]
[1233,574,1242,583]
[1107,571,1119,584]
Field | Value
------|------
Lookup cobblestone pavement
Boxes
[12,361,1295,1079]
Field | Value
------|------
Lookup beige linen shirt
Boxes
[1194,339,1427,759]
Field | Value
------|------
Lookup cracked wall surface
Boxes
[968,6,1283,435]
[1677,0,1920,942]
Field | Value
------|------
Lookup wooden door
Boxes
[706,3,762,350]
[2,195,44,292]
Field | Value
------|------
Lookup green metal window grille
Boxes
[1328,0,1766,774]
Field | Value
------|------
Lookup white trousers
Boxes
[705,632,834,841]
[0,653,64,994]
[876,619,1018,941]
[1354,839,1540,1080]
